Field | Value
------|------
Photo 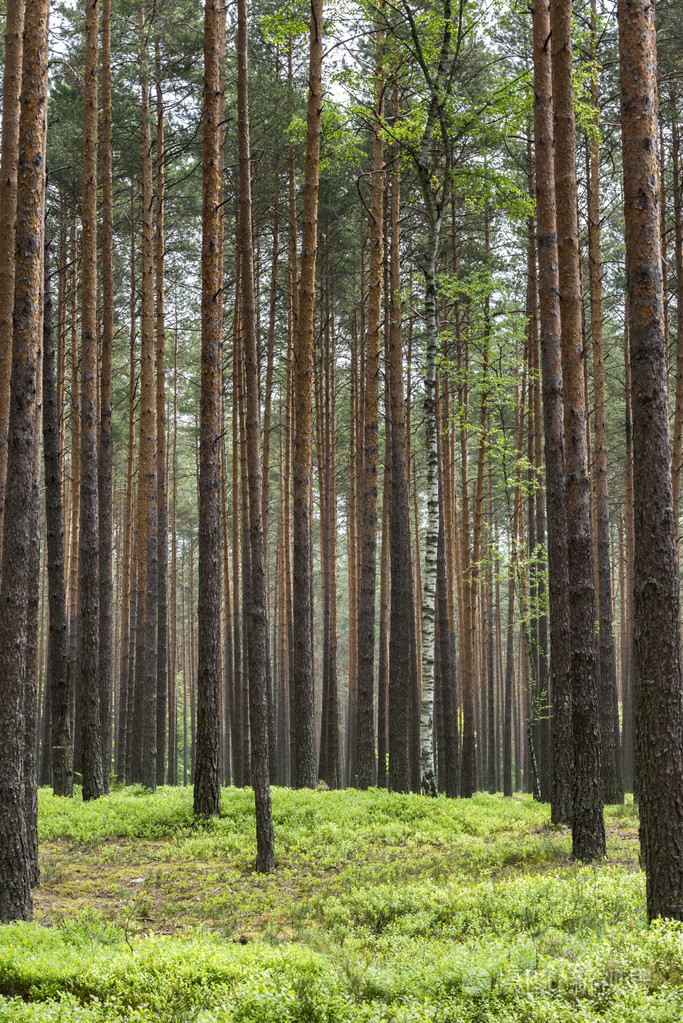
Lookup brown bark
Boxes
[194,0,225,817]
[44,241,72,798]
[155,48,168,788]
[291,0,323,789]
[0,0,24,572]
[458,339,475,798]
[618,0,683,920]
[283,84,296,784]
[78,0,104,802]
[67,222,80,758]
[377,418,390,790]
[231,289,244,787]
[671,100,683,551]
[550,0,605,857]
[99,0,114,793]
[137,10,158,791]
[0,0,48,921]
[236,0,275,870]
[169,323,179,784]
[531,0,572,825]
[117,191,137,783]
[356,24,384,788]
[347,312,359,785]
[387,102,415,794]
[220,402,233,785]
[586,10,620,804]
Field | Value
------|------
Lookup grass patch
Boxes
[2,786,677,1021]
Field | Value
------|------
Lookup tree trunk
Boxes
[169,324,179,784]
[387,105,415,794]
[138,10,158,792]
[155,49,168,789]
[550,0,605,858]
[44,242,71,798]
[618,0,683,921]
[587,4,620,804]
[671,99,683,553]
[236,0,275,870]
[0,0,24,573]
[0,0,48,921]
[291,0,323,789]
[118,192,137,784]
[531,0,572,826]
[194,0,226,817]
[99,0,114,793]
[419,225,441,798]
[356,23,384,788]
[78,0,104,802]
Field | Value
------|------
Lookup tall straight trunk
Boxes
[262,157,279,582]
[672,101,683,549]
[0,0,48,921]
[194,0,225,817]
[67,222,80,768]
[618,0,683,921]
[117,194,137,783]
[181,551,187,784]
[99,0,114,792]
[44,242,71,797]
[238,348,252,787]
[418,216,441,798]
[587,4,620,804]
[503,550,516,797]
[231,290,243,787]
[220,407,233,785]
[411,454,423,793]
[531,0,572,825]
[532,316,550,801]
[189,537,197,780]
[550,0,605,858]
[57,216,67,515]
[457,333,475,798]
[283,88,296,785]
[387,104,414,794]
[506,366,526,794]
[315,315,329,784]
[0,0,24,572]
[347,313,359,786]
[436,422,458,797]
[622,309,635,792]
[326,281,340,789]
[494,535,503,792]
[169,325,179,784]
[291,0,323,789]
[318,246,339,789]
[464,310,489,797]
[660,121,669,363]
[138,11,158,791]
[486,472,496,793]
[155,52,168,788]
[356,24,384,788]
[236,0,275,870]
[39,535,51,789]
[78,0,103,802]
[526,207,540,796]
[377,432,390,789]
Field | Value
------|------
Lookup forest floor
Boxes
[1,786,681,1021]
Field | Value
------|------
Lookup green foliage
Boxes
[1,789,678,1021]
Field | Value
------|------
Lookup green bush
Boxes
[1,787,675,1022]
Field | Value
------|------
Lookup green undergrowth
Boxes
[2,787,676,1021]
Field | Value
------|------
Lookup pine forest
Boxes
[1,0,683,1017]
